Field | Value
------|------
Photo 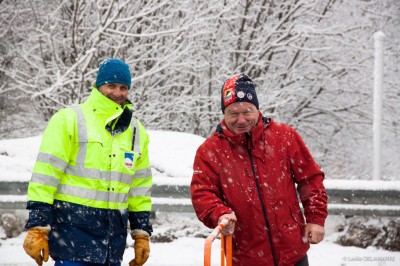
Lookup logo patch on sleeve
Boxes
[124,152,134,169]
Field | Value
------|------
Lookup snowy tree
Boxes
[0,0,398,179]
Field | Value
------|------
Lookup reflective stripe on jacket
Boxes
[26,88,152,263]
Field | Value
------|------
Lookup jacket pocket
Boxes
[75,140,107,168]
[289,203,306,239]
[289,203,305,226]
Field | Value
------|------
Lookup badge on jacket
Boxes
[124,152,134,169]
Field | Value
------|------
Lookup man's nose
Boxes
[113,88,123,97]
[237,114,247,123]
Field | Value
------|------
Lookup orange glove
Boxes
[129,234,150,266]
[23,227,50,266]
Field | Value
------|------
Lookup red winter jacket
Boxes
[191,114,328,266]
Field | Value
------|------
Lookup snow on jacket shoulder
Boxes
[191,115,328,266]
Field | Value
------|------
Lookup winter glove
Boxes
[23,227,50,266]
[218,212,237,236]
[129,233,150,266]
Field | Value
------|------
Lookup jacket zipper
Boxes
[246,133,278,266]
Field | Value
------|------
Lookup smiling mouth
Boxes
[110,97,124,103]
[237,124,250,128]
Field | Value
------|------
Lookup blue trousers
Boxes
[54,261,121,266]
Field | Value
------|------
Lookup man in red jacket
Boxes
[190,73,328,266]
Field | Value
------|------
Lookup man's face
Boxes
[224,102,259,134]
[98,83,129,106]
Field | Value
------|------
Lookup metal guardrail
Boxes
[0,181,195,213]
[1,181,399,216]
[325,187,400,216]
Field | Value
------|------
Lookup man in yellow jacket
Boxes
[23,58,153,266]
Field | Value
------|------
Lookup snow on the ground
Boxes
[0,212,399,266]
[1,131,400,265]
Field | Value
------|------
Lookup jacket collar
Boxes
[217,112,264,139]
[215,112,271,158]
[86,87,133,125]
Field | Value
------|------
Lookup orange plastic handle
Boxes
[204,218,232,266]
[221,234,232,266]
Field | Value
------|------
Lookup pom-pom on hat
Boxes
[221,73,259,113]
[96,58,131,89]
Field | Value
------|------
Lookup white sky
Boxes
[0,131,399,265]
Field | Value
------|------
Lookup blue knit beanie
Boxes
[96,58,131,89]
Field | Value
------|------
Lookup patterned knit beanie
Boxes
[96,58,131,89]
[221,73,259,113]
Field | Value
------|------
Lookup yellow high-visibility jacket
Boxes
[25,87,152,263]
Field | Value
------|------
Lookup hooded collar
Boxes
[217,112,262,142]
[215,112,270,159]
[86,87,133,125]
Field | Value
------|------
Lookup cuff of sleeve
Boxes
[212,207,234,227]
[128,211,153,236]
[34,225,51,230]
[307,216,326,227]
[25,202,53,229]
[131,229,150,237]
